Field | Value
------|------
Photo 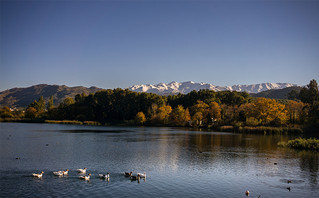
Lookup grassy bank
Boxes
[44,120,101,126]
[278,138,319,150]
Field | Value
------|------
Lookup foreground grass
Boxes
[278,138,319,151]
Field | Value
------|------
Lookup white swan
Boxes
[79,173,91,180]
[99,173,110,179]
[32,171,44,178]
[137,172,146,178]
[77,168,87,174]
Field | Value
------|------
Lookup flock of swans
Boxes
[32,168,146,181]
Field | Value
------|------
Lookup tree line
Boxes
[1,80,318,129]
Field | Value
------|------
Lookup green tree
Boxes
[47,96,54,110]
[299,79,319,104]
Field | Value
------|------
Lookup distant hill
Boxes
[251,86,302,99]
[0,84,102,108]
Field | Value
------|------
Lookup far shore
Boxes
[0,118,307,135]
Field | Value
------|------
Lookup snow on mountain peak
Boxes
[128,82,297,95]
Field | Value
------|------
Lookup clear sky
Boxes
[1,0,318,91]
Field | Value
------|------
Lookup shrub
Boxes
[246,117,261,126]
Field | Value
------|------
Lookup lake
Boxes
[0,123,318,197]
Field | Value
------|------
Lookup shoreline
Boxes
[0,118,305,135]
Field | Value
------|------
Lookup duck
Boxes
[53,169,69,176]
[32,171,44,178]
[62,169,69,175]
[99,173,110,179]
[79,173,91,181]
[124,171,133,177]
[53,171,63,176]
[137,172,146,178]
[245,190,250,196]
[77,168,87,174]
[130,175,140,180]
[288,180,292,183]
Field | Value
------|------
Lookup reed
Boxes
[278,138,319,150]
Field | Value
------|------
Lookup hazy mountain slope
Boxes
[0,84,102,108]
[251,86,302,99]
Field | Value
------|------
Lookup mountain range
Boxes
[0,82,300,108]
[128,81,296,95]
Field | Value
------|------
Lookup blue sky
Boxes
[1,0,318,91]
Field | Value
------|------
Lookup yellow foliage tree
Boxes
[286,100,306,124]
[192,112,203,126]
[208,101,221,123]
[170,105,191,126]
[151,105,172,125]
[246,98,288,126]
[135,112,146,125]
[191,100,209,125]
[25,107,37,119]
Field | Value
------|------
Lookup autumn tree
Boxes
[135,112,146,125]
[151,105,172,125]
[246,98,288,126]
[208,101,221,123]
[191,100,209,125]
[286,100,306,124]
[170,105,191,126]
[0,106,13,118]
[25,107,37,119]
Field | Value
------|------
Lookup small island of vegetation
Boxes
[0,80,318,137]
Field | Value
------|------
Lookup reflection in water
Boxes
[298,151,319,188]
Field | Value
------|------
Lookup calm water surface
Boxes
[0,123,318,197]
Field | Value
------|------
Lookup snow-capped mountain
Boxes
[128,81,297,95]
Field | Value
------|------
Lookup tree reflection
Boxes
[298,150,319,189]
